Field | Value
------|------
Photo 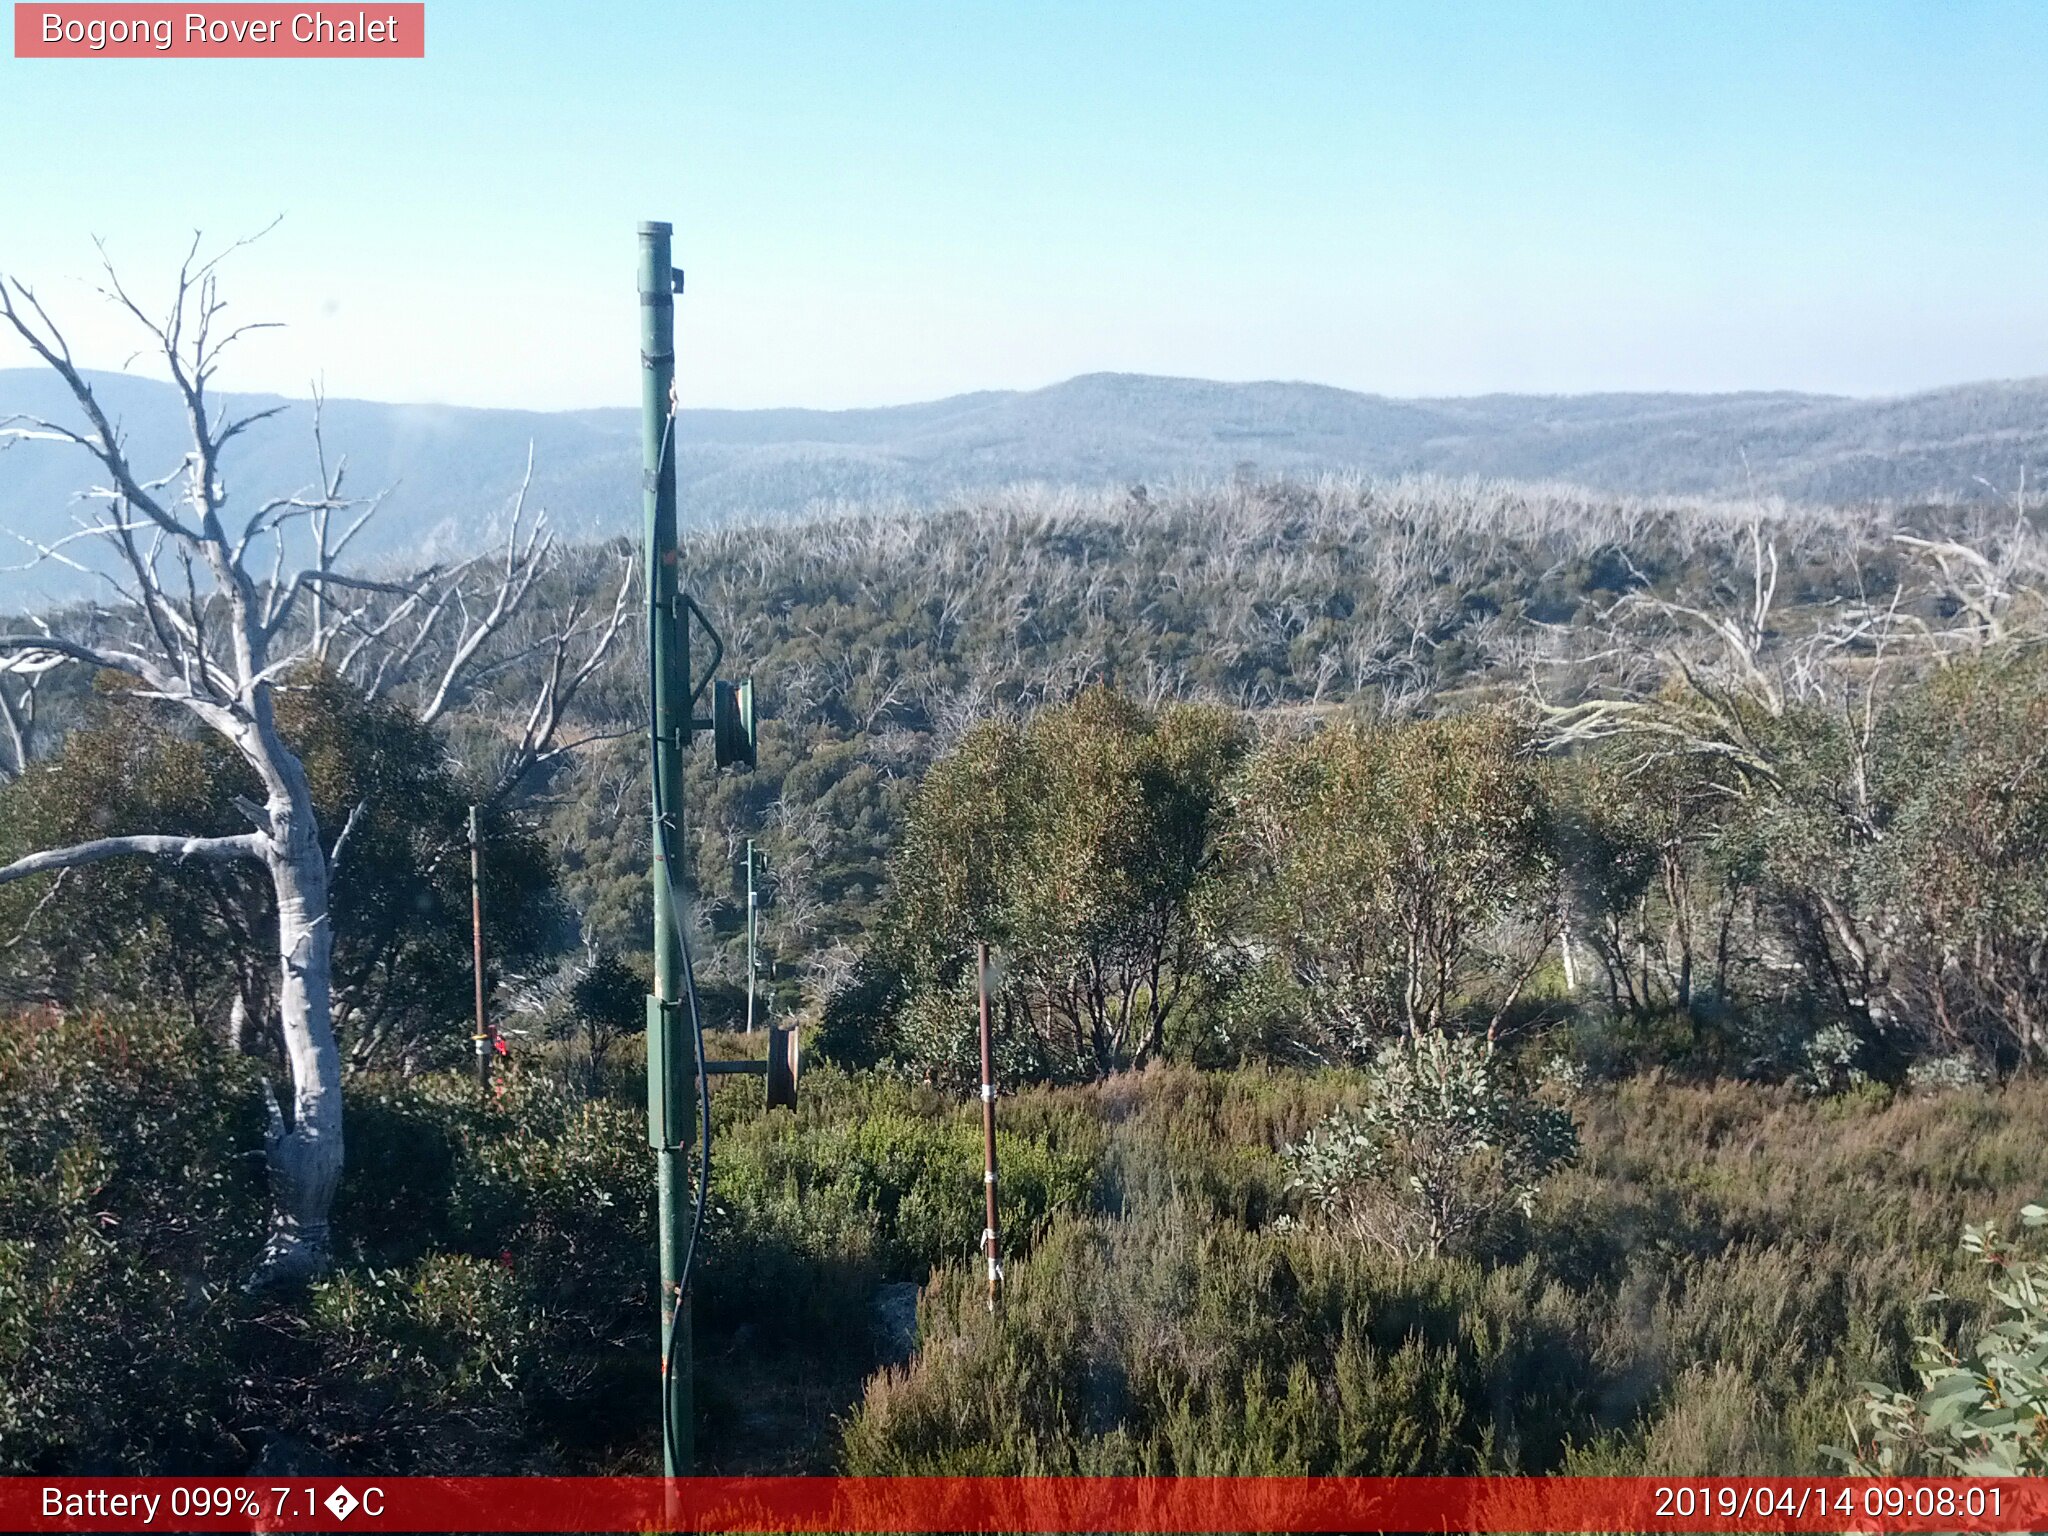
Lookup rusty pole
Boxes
[468,804,489,1086]
[978,940,1001,1311]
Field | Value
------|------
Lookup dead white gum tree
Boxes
[0,237,629,1287]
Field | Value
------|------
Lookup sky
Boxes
[4,0,2048,411]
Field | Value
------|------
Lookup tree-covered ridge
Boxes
[6,472,2040,1088]
[533,477,2042,1036]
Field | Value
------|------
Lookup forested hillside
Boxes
[5,471,2047,1477]
[532,477,2048,1075]
[10,472,2031,1076]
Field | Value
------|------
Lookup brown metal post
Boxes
[469,804,489,1086]
[978,940,1000,1311]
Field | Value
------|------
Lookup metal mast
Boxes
[639,220,693,1476]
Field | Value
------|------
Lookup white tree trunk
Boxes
[0,251,615,1292]
[247,763,345,1289]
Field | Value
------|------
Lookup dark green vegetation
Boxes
[6,1006,2044,1475]
[845,1067,2047,1475]
[3,476,2046,1474]
[0,672,560,1070]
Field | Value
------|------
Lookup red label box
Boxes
[14,3,424,57]
[3,1476,2045,1533]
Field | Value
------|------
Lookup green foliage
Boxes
[1226,711,1559,1056]
[1834,1204,2048,1476]
[0,689,270,1022]
[0,1006,652,1474]
[876,688,1244,1082]
[505,486,2048,1093]
[0,1008,264,1471]
[555,944,645,1084]
[849,653,2048,1093]
[845,1063,2048,1478]
[1285,1031,1579,1257]
[701,1067,1101,1351]
[844,1208,1562,1475]
[1553,744,1757,1051]
[1852,654,2048,1069]
[0,672,560,1069]
[295,674,563,1068]
[10,994,2048,1477]
[7,478,2048,1478]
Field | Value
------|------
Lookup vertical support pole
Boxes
[745,837,757,1034]
[468,804,488,1087]
[640,220,694,1476]
[978,941,1001,1312]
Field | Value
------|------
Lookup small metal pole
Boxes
[745,837,757,1035]
[468,804,489,1086]
[978,940,1001,1312]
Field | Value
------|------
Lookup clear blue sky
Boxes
[4,0,2046,410]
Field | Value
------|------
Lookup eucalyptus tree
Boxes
[883,687,1243,1081]
[1227,710,1560,1056]
[0,239,627,1284]
[1533,512,2048,1073]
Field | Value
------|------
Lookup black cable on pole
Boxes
[649,408,712,1477]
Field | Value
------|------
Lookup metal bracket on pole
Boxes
[644,994,690,1151]
[697,1026,800,1110]
[679,592,724,713]
[711,679,757,770]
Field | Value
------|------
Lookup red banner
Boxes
[13,4,423,57]
[2,1476,2043,1532]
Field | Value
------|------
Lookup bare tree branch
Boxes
[0,832,264,885]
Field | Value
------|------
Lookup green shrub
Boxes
[0,1010,657,1474]
[12,992,2048,1479]
[1833,1204,2048,1475]
[702,1068,1100,1355]
[0,1009,265,1471]
[842,1206,1599,1475]
[1285,1031,1577,1257]
[289,1257,541,1470]
[1225,712,1559,1055]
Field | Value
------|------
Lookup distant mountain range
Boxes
[2,367,2045,606]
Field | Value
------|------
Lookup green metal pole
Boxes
[639,220,693,1476]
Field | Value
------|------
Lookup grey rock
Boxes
[871,1281,920,1366]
